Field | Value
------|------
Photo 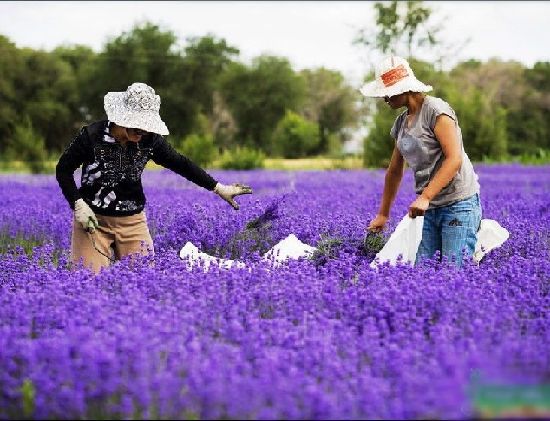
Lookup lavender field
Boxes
[1,164,549,419]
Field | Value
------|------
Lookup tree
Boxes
[353,0,439,60]
[0,36,82,156]
[16,48,80,153]
[180,35,240,148]
[362,102,401,168]
[450,59,542,156]
[446,87,507,161]
[53,44,99,124]
[176,133,216,168]
[272,110,320,158]
[210,91,238,152]
[182,35,239,116]
[85,22,192,138]
[0,35,24,155]
[518,61,550,154]
[4,116,48,173]
[86,24,241,142]
[300,68,360,155]
[220,55,306,153]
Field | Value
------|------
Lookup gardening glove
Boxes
[74,198,99,233]
[214,182,253,210]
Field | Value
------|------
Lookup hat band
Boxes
[381,65,409,87]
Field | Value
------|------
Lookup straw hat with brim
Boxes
[360,55,432,98]
[104,82,169,136]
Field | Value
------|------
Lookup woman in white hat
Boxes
[56,82,252,273]
[363,56,482,267]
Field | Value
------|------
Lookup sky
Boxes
[1,1,549,86]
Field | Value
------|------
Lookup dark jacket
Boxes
[56,120,217,216]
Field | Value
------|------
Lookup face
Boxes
[124,127,149,142]
[383,92,408,109]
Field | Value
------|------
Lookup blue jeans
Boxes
[416,193,482,267]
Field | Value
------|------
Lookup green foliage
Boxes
[4,117,48,173]
[53,44,99,123]
[354,0,438,58]
[176,133,217,167]
[172,112,217,167]
[0,232,44,255]
[0,16,549,168]
[220,55,306,153]
[20,379,36,418]
[327,133,345,158]
[363,231,387,254]
[450,59,526,158]
[183,35,240,115]
[363,102,401,168]
[510,61,550,155]
[206,202,281,259]
[309,234,344,266]
[309,230,387,266]
[0,45,81,154]
[0,35,24,150]
[448,87,508,161]
[272,110,320,158]
[218,146,265,170]
[300,68,360,154]
[216,219,273,260]
[86,23,188,130]
[517,148,550,165]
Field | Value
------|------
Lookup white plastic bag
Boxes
[473,219,510,263]
[370,214,510,268]
[179,234,316,271]
[263,233,317,266]
[179,218,510,272]
[369,215,423,268]
[178,241,246,271]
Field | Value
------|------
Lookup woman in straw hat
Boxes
[56,82,252,273]
[363,56,481,267]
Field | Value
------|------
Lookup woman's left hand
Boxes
[408,195,430,218]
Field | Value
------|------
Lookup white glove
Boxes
[214,182,253,210]
[74,198,99,232]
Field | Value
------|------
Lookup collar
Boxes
[102,121,117,144]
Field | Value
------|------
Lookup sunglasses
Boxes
[127,127,149,136]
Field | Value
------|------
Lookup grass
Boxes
[262,156,363,170]
[0,157,364,173]
[151,156,364,171]
[0,232,45,255]
[0,160,57,174]
[0,231,65,267]
[2,151,549,174]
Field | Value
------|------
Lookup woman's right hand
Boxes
[367,214,388,233]
[74,198,99,232]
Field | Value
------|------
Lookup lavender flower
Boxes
[0,164,548,419]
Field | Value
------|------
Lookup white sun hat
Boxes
[104,82,169,135]
[360,55,433,98]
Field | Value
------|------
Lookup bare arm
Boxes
[421,114,462,201]
[379,144,406,216]
[368,143,405,231]
[409,114,463,217]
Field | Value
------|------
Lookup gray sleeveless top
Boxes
[390,95,480,208]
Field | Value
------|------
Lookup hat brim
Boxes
[360,77,432,98]
[104,92,169,136]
